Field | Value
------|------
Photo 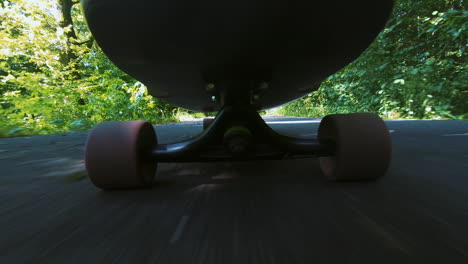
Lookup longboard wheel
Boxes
[85,121,157,190]
[203,118,214,130]
[318,113,391,181]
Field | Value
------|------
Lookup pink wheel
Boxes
[318,113,391,181]
[85,121,157,190]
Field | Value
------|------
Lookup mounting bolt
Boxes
[259,82,269,90]
[206,83,215,92]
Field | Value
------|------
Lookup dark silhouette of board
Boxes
[82,0,394,112]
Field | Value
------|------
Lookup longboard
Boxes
[82,0,393,112]
[82,0,394,190]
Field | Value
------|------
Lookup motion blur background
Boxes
[0,0,466,137]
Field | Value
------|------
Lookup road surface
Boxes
[0,117,467,264]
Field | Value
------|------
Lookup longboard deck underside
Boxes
[82,0,393,112]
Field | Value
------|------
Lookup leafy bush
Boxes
[0,0,178,137]
[281,0,467,119]
[0,0,466,139]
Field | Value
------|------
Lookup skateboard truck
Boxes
[151,105,334,163]
[85,84,391,190]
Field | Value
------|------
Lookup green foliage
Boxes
[0,0,177,137]
[0,0,466,138]
[282,0,467,119]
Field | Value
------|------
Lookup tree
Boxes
[283,0,467,119]
[0,0,177,137]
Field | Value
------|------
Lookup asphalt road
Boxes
[0,117,467,264]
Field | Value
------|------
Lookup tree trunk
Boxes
[58,0,90,80]
[58,0,78,65]
[60,0,77,35]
